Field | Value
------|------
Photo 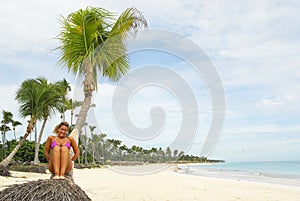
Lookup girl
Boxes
[45,122,79,179]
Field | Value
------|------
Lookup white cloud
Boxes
[227,124,300,135]
[261,99,284,106]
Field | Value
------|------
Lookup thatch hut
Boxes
[0,179,91,201]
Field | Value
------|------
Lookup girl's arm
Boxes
[44,136,52,161]
[69,137,80,161]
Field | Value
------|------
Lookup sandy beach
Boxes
[1,165,300,201]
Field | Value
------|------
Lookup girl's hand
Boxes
[46,155,50,161]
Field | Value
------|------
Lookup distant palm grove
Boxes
[0,135,213,165]
[0,77,220,166]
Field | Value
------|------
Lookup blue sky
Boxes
[0,0,299,162]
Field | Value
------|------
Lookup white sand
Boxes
[1,165,300,201]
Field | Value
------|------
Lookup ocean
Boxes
[177,161,300,186]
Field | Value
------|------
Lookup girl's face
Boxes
[58,125,68,138]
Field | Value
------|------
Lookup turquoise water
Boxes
[178,161,300,186]
[194,161,300,177]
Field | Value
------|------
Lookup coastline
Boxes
[1,165,300,201]
[176,163,300,187]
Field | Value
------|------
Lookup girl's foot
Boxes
[53,175,60,180]
[59,176,65,180]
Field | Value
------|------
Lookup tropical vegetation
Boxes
[0,135,223,166]
[0,78,64,167]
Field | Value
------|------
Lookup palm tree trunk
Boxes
[1,132,5,158]
[70,95,92,143]
[1,131,5,159]
[34,123,38,153]
[71,110,73,126]
[69,60,94,144]
[13,128,16,140]
[0,118,35,167]
[3,125,7,158]
[33,118,47,165]
[84,125,88,165]
[92,144,95,164]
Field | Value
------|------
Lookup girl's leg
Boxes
[51,146,61,179]
[59,146,71,177]
[65,158,73,175]
[48,156,54,175]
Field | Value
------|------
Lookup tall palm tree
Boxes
[57,7,147,144]
[0,78,62,167]
[33,78,63,165]
[11,120,22,140]
[63,98,82,126]
[56,79,71,122]
[0,125,11,158]
[83,122,89,164]
[173,149,178,159]
[1,110,13,158]
[89,131,102,164]
[119,144,128,160]
[99,133,107,163]
[1,111,13,142]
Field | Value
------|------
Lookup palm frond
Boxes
[108,7,147,40]
[56,7,147,89]
[15,78,63,120]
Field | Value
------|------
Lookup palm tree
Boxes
[33,78,63,165]
[57,7,147,144]
[63,98,82,126]
[99,133,107,163]
[1,110,13,158]
[11,120,22,140]
[119,144,128,160]
[1,111,13,141]
[0,78,62,167]
[56,79,71,122]
[173,149,178,159]
[166,147,172,162]
[83,122,89,164]
[88,125,96,164]
[0,125,11,158]
[158,147,165,163]
[111,139,122,159]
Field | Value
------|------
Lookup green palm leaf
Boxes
[56,6,147,144]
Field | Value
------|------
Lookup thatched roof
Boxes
[0,165,11,177]
[0,179,91,201]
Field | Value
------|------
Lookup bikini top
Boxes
[50,137,71,149]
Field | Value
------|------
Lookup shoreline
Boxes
[176,161,300,187]
[176,164,300,187]
[1,165,300,201]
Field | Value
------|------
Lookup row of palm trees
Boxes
[1,131,211,165]
[74,124,186,164]
[78,124,217,164]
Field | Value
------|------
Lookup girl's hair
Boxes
[53,121,69,134]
